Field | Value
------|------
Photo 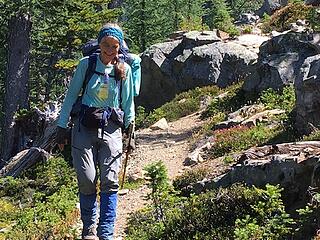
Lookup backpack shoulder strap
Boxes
[114,69,122,110]
[81,54,98,96]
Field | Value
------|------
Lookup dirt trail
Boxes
[114,112,208,238]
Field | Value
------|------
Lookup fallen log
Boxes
[0,102,60,177]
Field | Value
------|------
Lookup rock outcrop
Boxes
[295,54,320,134]
[192,141,320,206]
[137,31,258,110]
[243,31,320,93]
[256,0,288,16]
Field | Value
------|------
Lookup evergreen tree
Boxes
[123,0,207,52]
[226,0,263,20]
[0,0,120,164]
[178,0,207,31]
[0,1,32,165]
[31,0,120,102]
[205,0,237,34]
[123,0,173,52]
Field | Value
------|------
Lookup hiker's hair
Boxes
[101,23,126,80]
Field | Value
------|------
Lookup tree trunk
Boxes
[0,13,31,167]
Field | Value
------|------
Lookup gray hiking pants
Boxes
[71,119,123,195]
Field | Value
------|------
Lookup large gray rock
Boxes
[295,54,320,134]
[243,31,320,93]
[256,0,288,16]
[305,0,320,5]
[191,141,320,206]
[137,31,257,110]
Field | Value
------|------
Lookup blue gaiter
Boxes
[79,193,98,229]
[98,192,118,240]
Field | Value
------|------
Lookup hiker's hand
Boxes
[56,126,70,150]
[124,122,134,137]
[123,123,135,151]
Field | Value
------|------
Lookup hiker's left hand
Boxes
[56,126,70,150]
[123,123,135,151]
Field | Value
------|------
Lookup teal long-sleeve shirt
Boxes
[57,54,135,129]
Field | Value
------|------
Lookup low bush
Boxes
[242,25,253,34]
[308,7,320,32]
[136,86,221,128]
[173,167,211,196]
[295,190,320,239]
[126,183,294,240]
[234,184,294,239]
[202,81,254,119]
[208,124,282,158]
[303,129,320,141]
[261,2,312,33]
[258,85,295,112]
[0,157,79,240]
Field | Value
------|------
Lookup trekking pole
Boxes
[120,124,134,189]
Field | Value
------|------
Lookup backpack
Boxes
[70,41,141,119]
[81,39,141,97]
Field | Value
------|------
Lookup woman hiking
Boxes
[56,23,135,240]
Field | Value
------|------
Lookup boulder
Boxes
[150,118,169,130]
[137,31,258,110]
[236,13,260,25]
[243,31,320,93]
[192,141,320,206]
[295,54,320,134]
[256,0,288,16]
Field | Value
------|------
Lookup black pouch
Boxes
[81,107,107,129]
[70,96,82,120]
[110,108,124,128]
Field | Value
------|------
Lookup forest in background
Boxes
[2,0,320,239]
[0,0,263,164]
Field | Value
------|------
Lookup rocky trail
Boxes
[114,112,209,239]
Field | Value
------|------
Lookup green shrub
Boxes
[127,184,294,240]
[308,7,320,32]
[234,184,294,239]
[173,167,211,195]
[209,124,282,158]
[0,198,18,231]
[261,2,312,33]
[140,86,221,127]
[202,81,253,119]
[1,157,79,239]
[295,191,320,239]
[242,25,253,34]
[135,105,148,129]
[179,16,209,31]
[228,25,241,38]
[258,85,295,112]
[303,129,320,141]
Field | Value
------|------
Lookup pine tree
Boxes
[0,0,32,165]
[178,0,207,31]
[226,0,263,20]
[123,0,173,52]
[31,0,119,102]
[205,0,237,33]
[0,0,120,163]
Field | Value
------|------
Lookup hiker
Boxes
[56,23,136,240]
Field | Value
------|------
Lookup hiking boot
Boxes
[82,226,98,240]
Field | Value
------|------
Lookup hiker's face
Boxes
[99,36,120,64]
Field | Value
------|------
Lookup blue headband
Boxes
[98,27,123,47]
